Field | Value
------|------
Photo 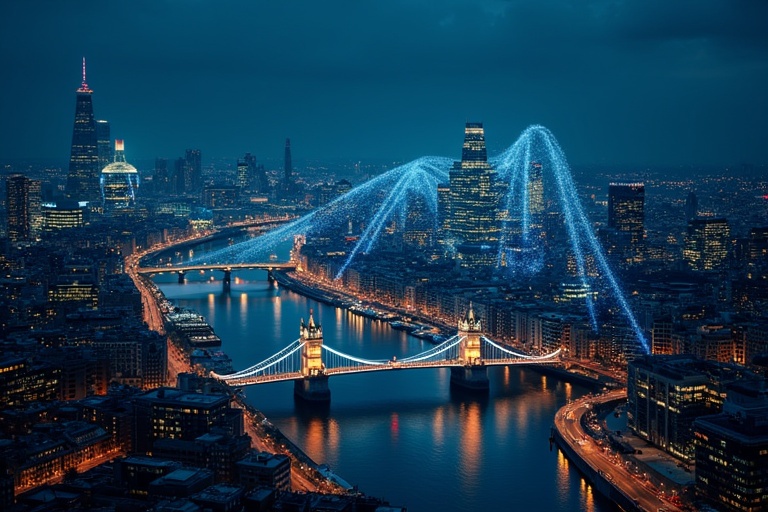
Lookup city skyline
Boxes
[1,1,767,168]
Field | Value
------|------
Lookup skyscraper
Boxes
[65,58,100,204]
[6,174,41,242]
[95,120,112,171]
[185,149,202,193]
[154,158,171,195]
[608,182,645,263]
[684,217,731,271]
[685,191,698,221]
[448,122,500,268]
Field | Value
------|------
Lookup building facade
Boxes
[65,59,101,204]
[684,217,731,271]
[448,122,500,269]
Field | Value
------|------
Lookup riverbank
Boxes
[131,258,345,495]
[553,389,686,512]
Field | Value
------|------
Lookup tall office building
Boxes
[506,161,544,244]
[185,149,202,193]
[6,174,41,242]
[683,217,731,271]
[436,183,451,246]
[684,191,698,221]
[95,120,112,171]
[65,58,100,204]
[153,158,171,195]
[608,182,645,263]
[448,122,500,268]
[237,152,269,195]
[693,380,768,512]
[100,140,139,210]
[236,155,250,191]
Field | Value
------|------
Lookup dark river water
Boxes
[154,267,618,512]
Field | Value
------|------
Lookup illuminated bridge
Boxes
[137,261,297,288]
[211,306,561,401]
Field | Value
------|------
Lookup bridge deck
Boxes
[218,357,560,386]
[138,262,296,274]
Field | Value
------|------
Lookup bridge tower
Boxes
[294,310,331,402]
[451,303,489,391]
[223,267,231,292]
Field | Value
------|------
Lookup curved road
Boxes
[554,390,681,512]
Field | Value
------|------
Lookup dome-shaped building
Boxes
[100,139,139,210]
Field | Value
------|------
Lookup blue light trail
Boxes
[190,127,649,354]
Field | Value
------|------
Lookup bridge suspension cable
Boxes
[212,339,305,380]
[399,335,463,363]
[321,345,388,366]
[481,336,562,360]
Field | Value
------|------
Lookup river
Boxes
[153,268,619,511]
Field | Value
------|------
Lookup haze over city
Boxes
[1,0,767,166]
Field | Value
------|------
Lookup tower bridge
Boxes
[210,306,561,402]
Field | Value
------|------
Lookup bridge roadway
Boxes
[218,357,561,387]
[554,389,681,512]
[137,261,297,275]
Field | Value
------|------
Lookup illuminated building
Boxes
[172,150,203,196]
[0,357,60,408]
[403,194,432,247]
[684,217,731,271]
[95,119,112,170]
[694,380,768,512]
[236,153,253,191]
[132,388,242,453]
[100,139,139,210]
[186,148,202,193]
[436,183,451,246]
[236,451,291,491]
[48,264,99,311]
[5,174,41,242]
[65,58,101,203]
[607,182,645,263]
[41,200,85,232]
[203,185,238,209]
[448,122,500,268]
[627,355,728,461]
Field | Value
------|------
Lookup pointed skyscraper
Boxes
[66,58,100,204]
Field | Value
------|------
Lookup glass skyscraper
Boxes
[65,59,100,204]
[448,122,500,269]
[608,182,645,263]
[683,217,731,271]
[6,174,41,242]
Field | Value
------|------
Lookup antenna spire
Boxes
[78,57,92,93]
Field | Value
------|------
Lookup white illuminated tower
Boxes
[100,140,139,211]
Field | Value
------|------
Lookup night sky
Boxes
[1,1,766,167]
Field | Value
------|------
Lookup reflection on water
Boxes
[155,270,619,512]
